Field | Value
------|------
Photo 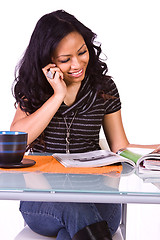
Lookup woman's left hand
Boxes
[152,146,160,153]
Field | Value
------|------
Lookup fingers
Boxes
[152,146,160,153]
[42,64,63,80]
[42,64,65,94]
[42,64,55,77]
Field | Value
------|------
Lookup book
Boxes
[53,148,160,173]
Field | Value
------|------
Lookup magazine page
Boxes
[117,148,143,164]
[137,150,160,171]
[119,147,160,172]
[52,150,135,168]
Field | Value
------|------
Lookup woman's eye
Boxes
[78,50,87,56]
[59,50,87,63]
[60,58,70,63]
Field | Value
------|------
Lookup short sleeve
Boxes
[104,79,121,114]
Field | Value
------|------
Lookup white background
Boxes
[0,1,160,239]
[0,0,160,145]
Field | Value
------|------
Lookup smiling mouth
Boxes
[69,69,83,77]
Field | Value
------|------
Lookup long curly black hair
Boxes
[12,10,112,114]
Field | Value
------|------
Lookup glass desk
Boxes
[0,160,160,204]
[1,155,159,240]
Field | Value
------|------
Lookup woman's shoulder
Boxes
[104,77,119,93]
[95,76,120,98]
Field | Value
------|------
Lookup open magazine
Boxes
[52,148,160,173]
[118,147,160,173]
[53,150,135,168]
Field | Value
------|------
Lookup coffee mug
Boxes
[0,131,28,165]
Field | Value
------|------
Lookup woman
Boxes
[11,10,159,240]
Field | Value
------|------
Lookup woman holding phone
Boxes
[11,10,159,240]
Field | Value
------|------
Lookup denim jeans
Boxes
[20,201,121,239]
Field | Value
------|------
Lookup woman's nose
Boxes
[71,57,80,69]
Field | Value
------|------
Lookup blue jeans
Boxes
[20,201,121,239]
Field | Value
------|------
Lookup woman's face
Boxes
[52,31,89,85]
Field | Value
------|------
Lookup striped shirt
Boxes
[32,77,121,153]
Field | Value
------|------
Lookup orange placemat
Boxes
[0,155,123,174]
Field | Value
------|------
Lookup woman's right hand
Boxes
[11,64,67,144]
[42,64,67,100]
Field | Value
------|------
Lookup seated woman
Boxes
[10,10,159,240]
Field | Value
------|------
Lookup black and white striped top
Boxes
[32,77,121,153]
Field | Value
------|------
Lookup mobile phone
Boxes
[47,70,55,79]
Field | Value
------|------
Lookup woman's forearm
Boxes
[10,94,63,144]
[126,143,159,150]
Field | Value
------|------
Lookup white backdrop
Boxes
[0,0,159,145]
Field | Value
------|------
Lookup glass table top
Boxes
[0,161,160,196]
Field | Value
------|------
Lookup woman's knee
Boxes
[95,203,122,235]
[20,201,63,237]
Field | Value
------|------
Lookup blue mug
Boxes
[0,131,28,165]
